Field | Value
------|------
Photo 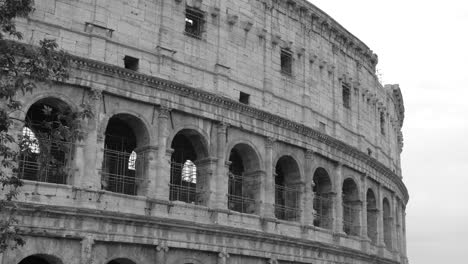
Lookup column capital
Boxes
[218,249,230,259]
[217,121,229,133]
[305,149,314,159]
[265,137,276,148]
[88,88,102,101]
[267,258,278,264]
[158,106,171,119]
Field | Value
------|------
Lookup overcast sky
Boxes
[307,1,468,263]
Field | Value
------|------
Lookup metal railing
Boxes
[18,138,73,184]
[313,194,333,229]
[343,203,361,236]
[228,173,256,214]
[227,194,256,214]
[101,149,141,195]
[170,161,198,204]
[274,185,300,221]
[367,209,378,244]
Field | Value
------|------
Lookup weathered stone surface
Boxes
[3,0,408,264]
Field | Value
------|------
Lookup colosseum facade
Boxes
[2,0,408,264]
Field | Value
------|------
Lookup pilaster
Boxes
[214,122,229,209]
[155,241,169,264]
[333,162,344,234]
[155,106,171,200]
[80,235,95,264]
[302,149,315,225]
[134,145,159,198]
[218,249,230,264]
[82,88,103,190]
[262,137,276,218]
[376,183,386,252]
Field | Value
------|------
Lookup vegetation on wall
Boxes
[0,0,92,253]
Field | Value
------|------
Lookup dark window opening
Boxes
[239,92,250,104]
[342,178,361,236]
[123,56,139,71]
[102,115,139,195]
[383,198,393,250]
[280,49,293,75]
[18,98,73,185]
[380,112,386,135]
[367,189,378,244]
[313,168,333,229]
[185,7,204,38]
[342,83,351,109]
[170,132,199,204]
[274,156,300,221]
[19,256,52,264]
[228,144,259,214]
[367,148,372,156]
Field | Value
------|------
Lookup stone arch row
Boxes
[17,96,397,248]
[17,254,137,264]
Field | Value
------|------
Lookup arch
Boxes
[107,258,137,264]
[18,254,63,264]
[167,125,210,158]
[18,97,75,185]
[342,178,361,236]
[227,142,263,214]
[18,92,79,121]
[225,139,263,171]
[366,188,378,244]
[98,109,152,147]
[169,128,210,204]
[274,155,301,221]
[312,167,333,229]
[101,113,150,195]
[383,197,392,250]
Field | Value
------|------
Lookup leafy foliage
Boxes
[0,0,93,252]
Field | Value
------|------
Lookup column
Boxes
[155,241,169,264]
[214,122,228,209]
[302,149,315,225]
[81,89,102,190]
[134,145,158,198]
[80,235,95,264]
[154,241,169,264]
[376,183,385,249]
[333,163,344,234]
[262,137,275,218]
[155,106,171,200]
[194,157,217,207]
[391,194,398,254]
[218,249,230,264]
[402,207,408,262]
[360,174,368,238]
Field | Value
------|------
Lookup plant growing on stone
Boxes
[0,0,93,253]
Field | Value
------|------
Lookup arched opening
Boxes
[383,198,393,250]
[227,143,261,214]
[342,178,361,236]
[274,156,301,221]
[107,258,136,264]
[366,189,378,244]
[170,129,208,204]
[19,98,75,184]
[18,254,62,264]
[312,168,333,229]
[102,114,147,195]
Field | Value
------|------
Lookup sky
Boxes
[307,0,468,263]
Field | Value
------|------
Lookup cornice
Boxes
[68,55,408,202]
[11,203,401,264]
